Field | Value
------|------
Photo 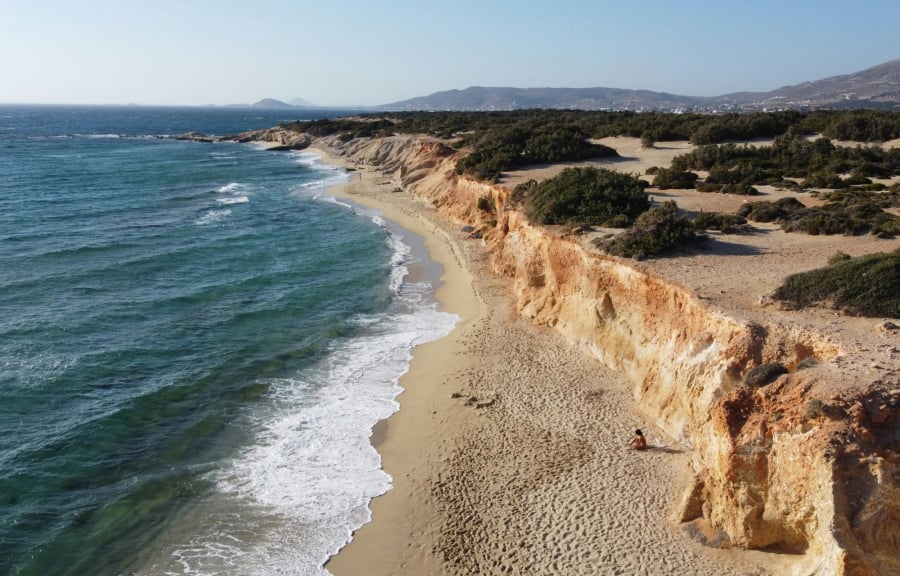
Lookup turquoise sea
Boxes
[0,105,456,575]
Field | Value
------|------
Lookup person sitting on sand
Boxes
[629,429,647,450]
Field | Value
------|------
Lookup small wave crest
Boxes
[76,133,122,139]
[288,153,351,197]
[216,182,244,194]
[194,209,232,225]
[213,182,250,206]
[320,198,413,296]
[217,196,249,205]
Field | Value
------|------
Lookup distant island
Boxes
[226,97,318,109]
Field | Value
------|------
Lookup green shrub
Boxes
[454,122,619,181]
[476,196,495,213]
[691,211,748,233]
[780,200,900,237]
[523,167,649,227]
[737,197,807,222]
[773,250,900,317]
[719,183,759,195]
[828,251,852,265]
[652,167,698,189]
[803,171,848,189]
[601,201,702,259]
[805,399,827,419]
[696,182,723,193]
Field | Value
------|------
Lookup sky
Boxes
[1,0,898,107]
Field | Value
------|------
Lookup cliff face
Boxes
[251,130,899,575]
[486,216,898,575]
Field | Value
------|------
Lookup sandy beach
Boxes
[312,145,798,575]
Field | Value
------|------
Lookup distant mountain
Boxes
[383,86,711,112]
[723,58,900,109]
[381,58,900,112]
[251,98,296,109]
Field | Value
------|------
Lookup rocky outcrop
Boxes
[303,132,899,575]
[230,127,312,150]
[173,127,312,150]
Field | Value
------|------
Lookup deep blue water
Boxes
[0,106,456,575]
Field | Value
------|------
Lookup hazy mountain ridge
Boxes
[224,97,318,109]
[382,58,900,112]
[739,58,900,107]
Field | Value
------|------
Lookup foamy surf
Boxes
[140,249,456,576]
[217,196,249,205]
[194,208,232,225]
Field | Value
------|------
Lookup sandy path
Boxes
[314,147,785,575]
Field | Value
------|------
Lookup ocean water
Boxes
[0,105,457,575]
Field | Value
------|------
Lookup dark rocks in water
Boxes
[267,141,311,152]
[174,130,310,151]
[174,132,219,143]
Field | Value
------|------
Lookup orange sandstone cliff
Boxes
[245,129,900,576]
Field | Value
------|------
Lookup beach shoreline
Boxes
[310,145,787,575]
[314,146,487,575]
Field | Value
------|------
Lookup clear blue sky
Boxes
[1,0,897,106]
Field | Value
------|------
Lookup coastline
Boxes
[310,146,785,575]
[315,147,485,574]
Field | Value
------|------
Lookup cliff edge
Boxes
[240,127,899,575]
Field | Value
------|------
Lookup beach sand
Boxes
[313,146,794,575]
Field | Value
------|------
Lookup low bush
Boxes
[476,196,495,213]
[600,201,703,259]
[652,167,698,189]
[806,399,827,419]
[523,167,649,227]
[773,249,900,317]
[691,211,749,233]
[454,122,619,181]
[737,197,807,222]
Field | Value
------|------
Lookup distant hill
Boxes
[382,58,900,112]
[383,86,710,112]
[251,98,296,109]
[230,97,318,109]
[725,58,900,109]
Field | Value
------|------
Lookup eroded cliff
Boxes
[244,129,899,575]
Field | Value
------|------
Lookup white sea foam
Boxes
[194,209,231,225]
[216,196,249,205]
[211,304,455,575]
[76,133,122,139]
[213,183,250,205]
[216,182,244,194]
[288,152,351,195]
